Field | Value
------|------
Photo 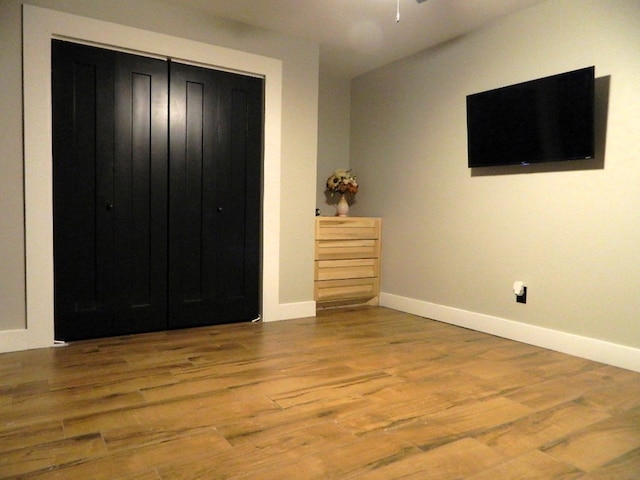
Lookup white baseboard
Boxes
[267,301,316,322]
[0,330,27,353]
[0,329,54,354]
[380,292,640,373]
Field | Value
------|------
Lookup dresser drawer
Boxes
[315,217,380,240]
[315,258,379,281]
[315,239,379,261]
[314,277,379,303]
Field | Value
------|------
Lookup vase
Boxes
[336,194,349,217]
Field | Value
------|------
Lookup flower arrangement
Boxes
[326,169,358,197]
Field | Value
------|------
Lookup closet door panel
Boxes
[215,71,262,319]
[168,62,262,327]
[52,40,115,341]
[168,62,219,327]
[113,53,169,334]
[183,80,207,302]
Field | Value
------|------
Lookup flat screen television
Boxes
[466,66,595,168]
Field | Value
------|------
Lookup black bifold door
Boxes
[52,40,262,341]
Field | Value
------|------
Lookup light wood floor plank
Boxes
[1,307,639,479]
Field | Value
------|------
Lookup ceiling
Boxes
[164,0,547,78]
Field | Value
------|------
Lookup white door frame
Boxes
[8,5,282,352]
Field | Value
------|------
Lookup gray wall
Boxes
[316,69,352,217]
[351,0,640,348]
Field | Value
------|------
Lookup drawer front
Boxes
[316,217,380,240]
[315,277,379,303]
[315,239,379,260]
[315,258,378,281]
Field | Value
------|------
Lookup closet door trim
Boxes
[17,5,283,352]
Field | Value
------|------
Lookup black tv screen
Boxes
[466,66,595,168]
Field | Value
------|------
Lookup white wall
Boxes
[351,0,640,368]
[0,0,319,350]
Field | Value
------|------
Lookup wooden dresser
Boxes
[314,217,382,308]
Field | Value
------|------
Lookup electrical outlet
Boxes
[516,286,527,304]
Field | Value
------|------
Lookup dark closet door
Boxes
[168,62,263,328]
[52,41,116,341]
[53,41,263,341]
[53,40,169,341]
[112,53,169,335]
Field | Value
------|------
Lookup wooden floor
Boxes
[1,307,640,479]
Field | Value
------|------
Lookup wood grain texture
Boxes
[315,217,381,308]
[1,307,639,479]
